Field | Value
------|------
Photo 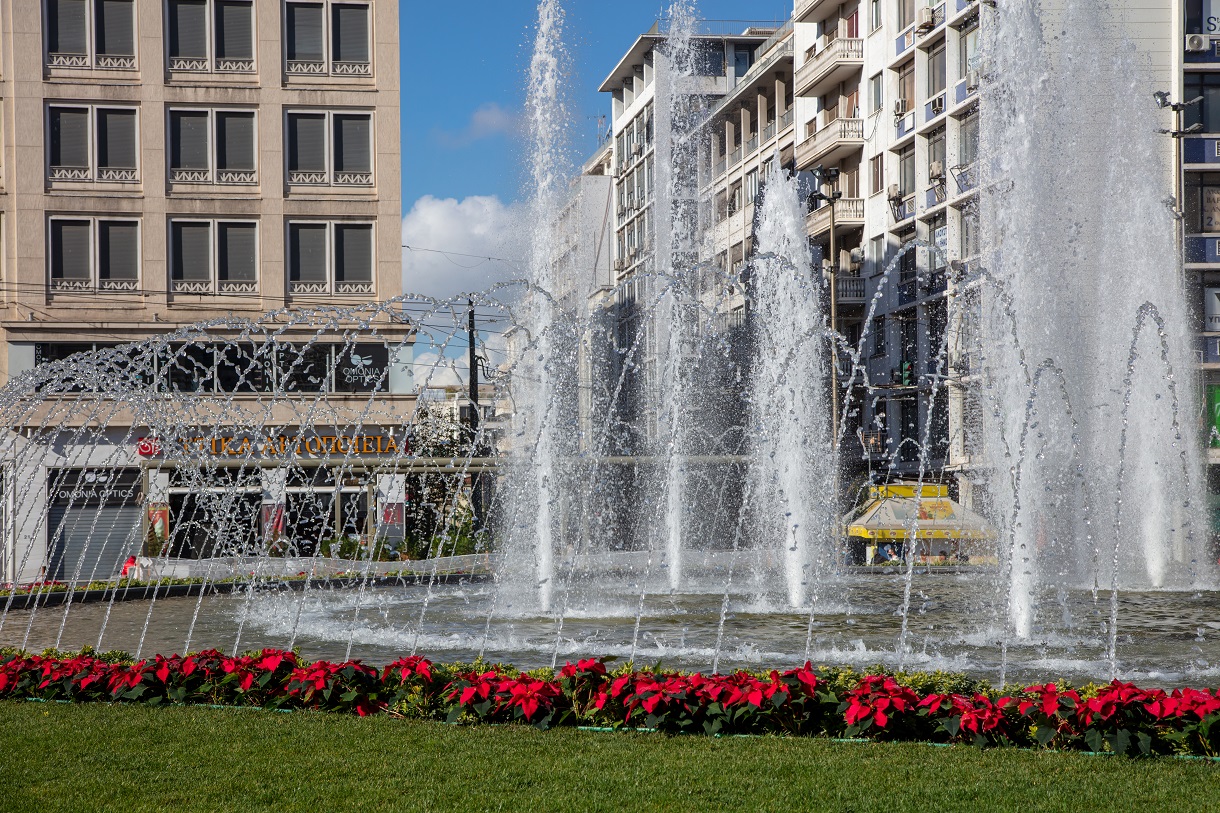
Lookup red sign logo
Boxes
[136,437,162,457]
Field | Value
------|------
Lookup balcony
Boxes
[795,117,864,170]
[806,197,864,238]
[835,275,866,305]
[795,0,838,21]
[795,37,863,99]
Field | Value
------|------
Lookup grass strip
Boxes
[0,701,1215,813]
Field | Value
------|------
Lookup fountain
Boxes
[1,0,1217,687]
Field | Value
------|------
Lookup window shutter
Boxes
[334,115,371,173]
[51,220,92,281]
[216,112,255,170]
[169,0,208,59]
[172,221,212,281]
[96,0,135,56]
[287,3,325,62]
[170,111,210,169]
[218,223,257,282]
[287,114,327,172]
[97,109,137,169]
[216,1,254,60]
[49,0,88,55]
[332,4,369,63]
[334,224,372,282]
[98,221,138,281]
[50,108,90,168]
[289,223,328,282]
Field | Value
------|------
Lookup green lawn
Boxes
[0,702,1215,813]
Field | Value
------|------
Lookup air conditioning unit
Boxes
[916,7,935,32]
[849,248,864,270]
[894,99,909,116]
[928,160,945,182]
[1187,34,1209,53]
[930,95,946,115]
[633,142,644,157]
[966,71,980,91]
[887,183,902,201]
[614,259,626,272]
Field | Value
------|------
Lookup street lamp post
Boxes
[811,165,843,450]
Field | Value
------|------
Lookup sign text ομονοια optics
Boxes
[170,434,404,457]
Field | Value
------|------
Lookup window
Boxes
[870,73,884,114]
[961,208,979,256]
[169,109,257,184]
[170,220,258,294]
[286,111,373,186]
[288,221,374,295]
[46,0,136,69]
[285,1,372,77]
[870,154,884,194]
[744,170,759,206]
[928,213,947,271]
[959,23,979,75]
[898,145,915,195]
[1185,74,1220,134]
[48,217,139,291]
[1185,173,1220,233]
[928,43,946,97]
[871,315,886,357]
[870,235,886,273]
[898,0,916,29]
[928,127,946,175]
[167,0,254,72]
[870,0,882,31]
[48,104,138,183]
[959,110,979,165]
[898,61,915,111]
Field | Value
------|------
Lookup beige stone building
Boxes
[0,0,412,584]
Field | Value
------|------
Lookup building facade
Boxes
[0,0,408,583]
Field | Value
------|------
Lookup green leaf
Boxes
[1137,732,1152,756]
[1084,728,1105,753]
[445,706,463,724]
[943,717,961,737]
[1035,725,1057,746]
[1107,729,1132,756]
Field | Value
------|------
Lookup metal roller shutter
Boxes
[47,505,141,582]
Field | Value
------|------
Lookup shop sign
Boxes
[167,433,404,458]
[48,469,141,507]
[136,437,162,457]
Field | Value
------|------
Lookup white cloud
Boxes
[433,103,519,148]
[401,195,527,300]
[411,350,466,389]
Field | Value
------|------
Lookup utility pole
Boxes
[467,298,482,529]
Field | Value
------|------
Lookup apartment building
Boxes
[1,0,407,583]
[792,0,981,485]
[594,23,774,449]
[1184,0,1220,499]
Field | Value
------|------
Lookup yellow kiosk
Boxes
[844,483,995,565]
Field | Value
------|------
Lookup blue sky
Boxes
[399,0,790,302]
[401,1,791,206]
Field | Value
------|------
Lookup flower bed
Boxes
[1,648,1217,758]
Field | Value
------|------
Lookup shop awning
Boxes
[844,484,995,540]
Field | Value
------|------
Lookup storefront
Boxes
[46,468,142,582]
[140,429,410,560]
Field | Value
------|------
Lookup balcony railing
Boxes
[51,278,139,292]
[763,120,776,141]
[795,37,863,98]
[745,135,759,156]
[796,117,864,168]
[836,275,866,303]
[49,166,138,183]
[806,197,865,237]
[780,107,795,129]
